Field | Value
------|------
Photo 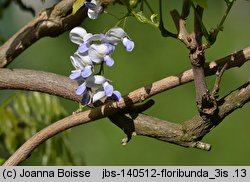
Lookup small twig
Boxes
[181,0,191,19]
[158,0,177,38]
[97,61,104,75]
[208,1,235,45]
[170,9,193,48]
[212,62,229,98]
[191,2,209,44]
[104,10,120,20]
[140,0,144,11]
[193,4,204,46]
[218,1,235,29]
[113,12,130,27]
[212,51,237,98]
[144,0,154,14]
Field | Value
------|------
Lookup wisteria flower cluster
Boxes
[69,26,135,105]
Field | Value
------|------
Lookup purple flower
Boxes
[85,75,106,88]
[111,90,122,102]
[88,44,114,67]
[72,52,93,67]
[68,26,134,105]
[69,54,93,81]
[122,37,135,52]
[70,74,121,104]
[69,70,82,80]
[69,27,87,45]
[76,82,87,95]
[70,53,93,69]
[103,27,127,45]
[92,81,115,103]
[103,27,135,52]
[104,55,114,67]
[85,0,103,20]
[81,90,91,105]
[70,27,104,54]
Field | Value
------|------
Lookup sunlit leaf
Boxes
[150,14,158,24]
[133,11,159,27]
[72,0,86,15]
[135,11,148,23]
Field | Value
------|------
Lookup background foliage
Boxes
[0,0,250,165]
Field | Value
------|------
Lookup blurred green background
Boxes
[0,0,250,165]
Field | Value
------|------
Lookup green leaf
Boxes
[133,11,159,27]
[0,91,79,165]
[72,0,86,15]
[192,0,208,8]
[135,11,148,23]
[150,14,158,24]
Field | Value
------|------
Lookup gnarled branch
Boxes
[1,47,250,166]
[111,80,250,151]
[0,0,87,68]
[3,79,250,166]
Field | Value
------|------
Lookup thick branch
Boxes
[4,80,250,166]
[131,81,250,149]
[1,47,250,165]
[0,0,87,68]
[1,47,249,104]
[0,69,81,102]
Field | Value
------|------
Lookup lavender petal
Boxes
[76,82,86,95]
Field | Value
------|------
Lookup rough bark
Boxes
[0,0,87,67]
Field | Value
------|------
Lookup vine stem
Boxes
[159,0,177,38]
[144,0,154,14]
[218,1,235,29]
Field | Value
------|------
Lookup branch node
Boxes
[187,36,192,43]
[189,45,205,66]
[197,91,218,116]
